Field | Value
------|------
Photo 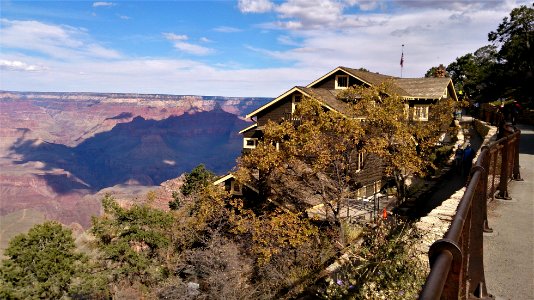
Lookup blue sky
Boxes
[0,0,530,97]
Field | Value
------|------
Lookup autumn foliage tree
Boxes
[236,97,366,245]
[342,82,454,202]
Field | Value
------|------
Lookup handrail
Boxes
[419,120,521,300]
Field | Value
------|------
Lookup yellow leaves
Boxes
[228,206,319,265]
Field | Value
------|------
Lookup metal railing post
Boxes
[512,129,522,181]
[467,166,493,299]
[496,135,511,200]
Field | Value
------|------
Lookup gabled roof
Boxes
[297,87,354,115]
[394,77,457,101]
[245,86,344,119]
[213,173,259,193]
[246,66,457,119]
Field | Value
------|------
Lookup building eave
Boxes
[212,173,259,194]
[238,123,257,134]
[245,86,301,119]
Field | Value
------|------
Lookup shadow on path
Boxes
[408,119,483,219]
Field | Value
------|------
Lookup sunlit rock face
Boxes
[0,91,269,231]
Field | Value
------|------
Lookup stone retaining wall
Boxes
[414,119,497,273]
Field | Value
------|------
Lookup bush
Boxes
[318,220,425,299]
[0,221,88,299]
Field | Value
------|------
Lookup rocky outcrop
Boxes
[0,91,270,236]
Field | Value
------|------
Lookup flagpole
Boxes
[400,44,404,78]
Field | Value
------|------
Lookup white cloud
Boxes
[172,42,214,56]
[275,0,344,28]
[238,0,274,13]
[2,1,531,98]
[163,32,188,41]
[246,2,526,80]
[162,32,214,55]
[0,59,46,72]
[199,37,212,43]
[92,2,115,7]
[277,35,300,46]
[118,15,131,20]
[213,26,242,33]
[0,19,121,60]
[0,54,306,97]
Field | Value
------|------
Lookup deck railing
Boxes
[419,124,521,299]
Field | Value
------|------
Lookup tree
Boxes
[180,164,215,196]
[343,83,452,203]
[488,4,534,100]
[425,64,448,78]
[91,195,176,286]
[446,45,498,101]
[441,5,533,103]
[236,97,365,245]
[0,221,88,299]
[319,221,425,299]
[91,188,231,295]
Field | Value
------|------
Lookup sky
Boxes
[0,0,530,97]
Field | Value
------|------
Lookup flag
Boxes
[400,52,404,67]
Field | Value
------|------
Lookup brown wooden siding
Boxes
[352,153,384,187]
[257,97,292,126]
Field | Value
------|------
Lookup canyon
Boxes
[0,91,269,252]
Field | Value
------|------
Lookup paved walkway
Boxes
[484,123,534,300]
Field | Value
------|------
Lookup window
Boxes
[230,181,243,195]
[356,152,364,171]
[413,105,429,121]
[292,94,302,113]
[243,138,258,149]
[335,75,349,89]
[374,180,381,193]
[357,186,366,198]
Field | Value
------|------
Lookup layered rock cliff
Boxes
[0,91,269,232]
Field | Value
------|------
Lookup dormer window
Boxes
[292,94,302,113]
[335,75,349,89]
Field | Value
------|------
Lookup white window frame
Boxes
[404,104,409,119]
[335,75,349,89]
[291,94,302,113]
[243,137,258,149]
[413,105,429,121]
[356,152,364,171]
[357,186,366,198]
[374,180,381,193]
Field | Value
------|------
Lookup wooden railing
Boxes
[419,124,521,299]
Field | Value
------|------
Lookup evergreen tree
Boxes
[0,221,87,299]
[180,164,215,196]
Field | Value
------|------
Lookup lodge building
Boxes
[215,66,458,206]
